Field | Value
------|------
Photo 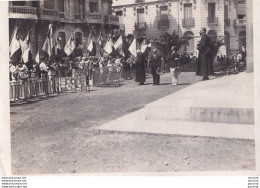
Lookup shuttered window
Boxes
[58,0,64,12]
[44,0,54,9]
[90,2,98,13]
[184,3,192,19]
[137,8,145,23]
[74,0,80,14]
[208,3,216,21]
[160,6,168,21]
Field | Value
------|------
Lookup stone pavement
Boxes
[96,72,254,139]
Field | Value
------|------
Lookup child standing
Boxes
[169,46,180,86]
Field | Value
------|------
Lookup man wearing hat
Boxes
[196,27,214,80]
[169,46,180,86]
[135,50,146,85]
[150,49,161,85]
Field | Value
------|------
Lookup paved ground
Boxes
[10,72,255,175]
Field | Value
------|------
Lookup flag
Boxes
[103,36,113,54]
[64,32,76,56]
[140,39,148,53]
[97,32,103,47]
[128,38,137,57]
[35,51,40,64]
[9,26,20,58]
[22,44,30,63]
[42,23,54,57]
[20,33,30,55]
[87,38,94,52]
[55,35,62,54]
[114,36,123,50]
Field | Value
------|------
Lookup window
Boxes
[116,10,123,16]
[12,1,26,6]
[160,6,168,21]
[44,0,54,9]
[58,0,64,12]
[224,5,228,20]
[136,0,145,2]
[208,30,217,41]
[184,3,192,20]
[208,3,216,22]
[137,8,144,23]
[74,32,83,57]
[89,2,98,13]
[237,3,246,19]
[74,0,80,14]
[183,31,194,52]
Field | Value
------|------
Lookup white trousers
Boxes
[170,68,178,85]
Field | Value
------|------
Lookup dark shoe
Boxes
[139,82,144,85]
[202,76,209,80]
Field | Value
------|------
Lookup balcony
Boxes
[207,17,218,27]
[158,19,170,29]
[85,13,103,24]
[74,14,82,20]
[104,15,119,25]
[9,6,37,19]
[39,8,58,21]
[224,19,230,27]
[235,19,246,27]
[182,18,195,28]
[135,22,146,31]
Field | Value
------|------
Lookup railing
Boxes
[235,19,246,27]
[109,15,119,22]
[207,17,218,27]
[158,19,170,29]
[74,14,82,19]
[39,8,58,20]
[224,19,230,27]
[135,22,146,30]
[9,6,37,15]
[9,76,59,102]
[59,12,65,18]
[93,67,121,87]
[87,13,102,23]
[182,17,195,28]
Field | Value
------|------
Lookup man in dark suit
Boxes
[135,50,146,85]
[150,49,161,85]
[196,28,214,80]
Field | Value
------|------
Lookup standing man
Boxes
[150,49,161,85]
[135,50,146,85]
[196,28,214,80]
[169,46,180,86]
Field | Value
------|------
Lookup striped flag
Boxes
[22,44,30,63]
[97,31,103,47]
[64,32,76,56]
[42,23,54,57]
[113,35,123,50]
[140,39,148,53]
[35,50,40,64]
[103,36,113,54]
[9,26,21,58]
[128,38,137,57]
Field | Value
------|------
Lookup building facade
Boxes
[9,0,119,58]
[112,0,246,57]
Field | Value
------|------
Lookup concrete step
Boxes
[145,73,254,125]
[145,105,254,125]
[95,109,255,140]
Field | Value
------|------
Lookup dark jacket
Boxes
[150,54,161,71]
[196,34,214,76]
[135,53,146,83]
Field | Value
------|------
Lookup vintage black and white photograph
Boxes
[2,0,257,175]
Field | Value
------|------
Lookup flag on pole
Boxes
[103,36,113,54]
[35,50,40,64]
[22,44,30,63]
[9,26,20,58]
[64,32,76,56]
[42,22,54,57]
[113,36,123,50]
[87,38,94,52]
[128,38,137,57]
[55,35,62,55]
[97,31,103,47]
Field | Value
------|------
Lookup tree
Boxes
[153,30,192,62]
[208,36,225,61]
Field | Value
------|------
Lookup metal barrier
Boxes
[93,67,121,87]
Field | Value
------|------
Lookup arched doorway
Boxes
[183,31,194,54]
[208,30,217,41]
[224,31,230,56]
